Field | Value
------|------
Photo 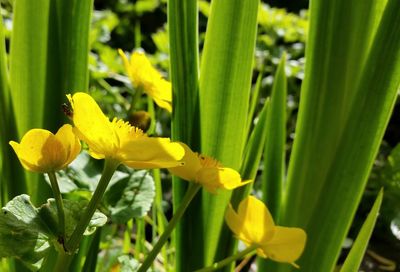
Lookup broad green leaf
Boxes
[45,151,129,193]
[199,0,259,265]
[274,0,400,271]
[0,196,51,265]
[168,0,202,270]
[0,195,106,267]
[340,189,383,272]
[105,170,155,224]
[41,199,107,238]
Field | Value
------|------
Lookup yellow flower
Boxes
[118,49,172,112]
[9,124,81,173]
[67,92,184,169]
[225,196,306,267]
[168,143,250,193]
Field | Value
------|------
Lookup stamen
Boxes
[198,154,221,168]
[111,118,145,138]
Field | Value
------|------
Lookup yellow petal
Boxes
[129,51,161,85]
[118,49,132,80]
[260,226,307,264]
[237,196,275,245]
[152,95,172,112]
[168,143,202,181]
[117,137,184,169]
[196,167,249,193]
[55,124,81,168]
[225,204,254,246]
[69,92,118,157]
[9,129,66,173]
[119,49,172,112]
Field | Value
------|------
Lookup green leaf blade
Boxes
[168,0,202,270]
[340,189,383,272]
[199,0,259,265]
[257,54,287,271]
[275,0,400,271]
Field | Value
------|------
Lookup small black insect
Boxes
[62,103,73,118]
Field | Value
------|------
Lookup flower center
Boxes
[112,118,145,139]
[198,154,221,168]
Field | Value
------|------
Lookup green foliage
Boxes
[117,255,141,272]
[1,0,400,271]
[0,195,106,269]
[0,196,50,269]
[45,152,156,224]
[199,0,259,265]
[341,190,383,272]
[45,152,127,193]
[105,170,155,223]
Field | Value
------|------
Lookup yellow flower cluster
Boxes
[9,90,306,266]
[9,92,248,195]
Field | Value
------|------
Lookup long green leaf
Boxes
[199,0,259,265]
[10,0,53,204]
[0,8,27,204]
[9,0,93,205]
[257,53,287,271]
[218,98,270,272]
[274,0,400,271]
[340,189,383,272]
[261,53,287,219]
[10,0,50,136]
[168,0,201,271]
[44,0,93,132]
[55,0,93,93]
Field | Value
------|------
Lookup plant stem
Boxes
[53,250,71,272]
[147,96,156,135]
[123,219,133,254]
[129,86,143,115]
[137,183,201,272]
[66,158,119,253]
[153,168,169,271]
[194,244,258,272]
[47,171,65,238]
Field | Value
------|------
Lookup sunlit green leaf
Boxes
[340,189,383,272]
[105,170,155,224]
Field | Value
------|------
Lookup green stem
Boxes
[47,171,65,238]
[123,219,133,254]
[129,86,143,115]
[147,96,156,135]
[153,169,169,271]
[53,250,71,272]
[66,158,119,253]
[135,218,145,260]
[194,244,258,272]
[137,183,201,272]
